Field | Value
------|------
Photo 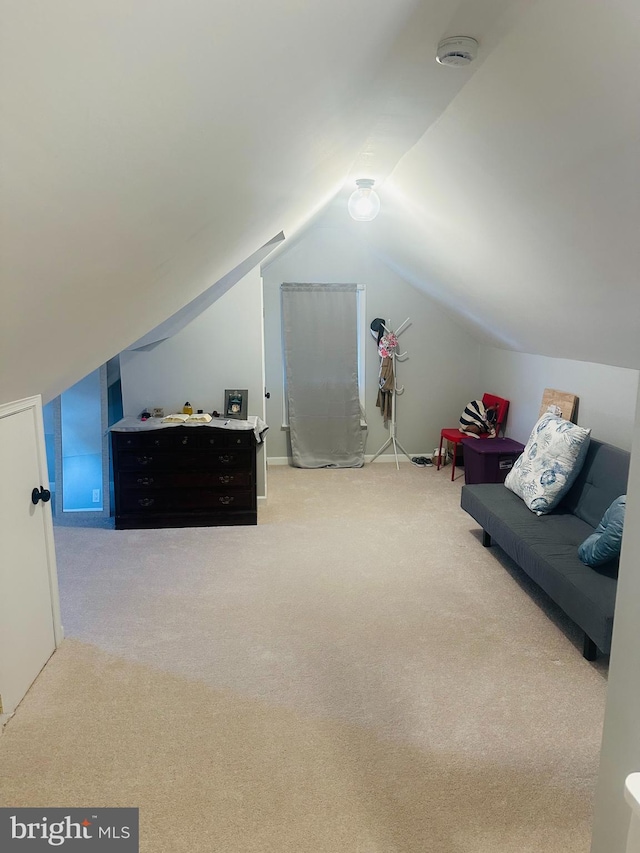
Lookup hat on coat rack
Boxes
[370,318,386,345]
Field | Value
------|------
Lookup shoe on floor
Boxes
[412,456,433,467]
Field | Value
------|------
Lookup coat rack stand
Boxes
[370,317,411,470]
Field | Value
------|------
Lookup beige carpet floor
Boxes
[0,463,608,852]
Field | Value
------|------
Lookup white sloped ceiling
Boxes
[2,0,638,405]
[0,0,421,403]
[367,0,640,368]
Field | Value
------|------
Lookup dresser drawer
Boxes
[119,490,171,513]
[210,470,251,488]
[115,448,252,471]
[114,433,144,450]
[113,430,183,450]
[113,428,230,452]
[209,449,252,469]
[119,488,254,513]
[173,489,255,511]
[116,450,168,471]
[214,430,254,448]
[197,431,252,449]
[119,470,252,490]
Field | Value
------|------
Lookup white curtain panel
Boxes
[281,283,364,468]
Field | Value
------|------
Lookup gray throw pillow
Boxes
[578,495,626,567]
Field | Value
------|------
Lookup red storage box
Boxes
[462,437,525,485]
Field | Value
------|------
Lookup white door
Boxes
[0,396,62,719]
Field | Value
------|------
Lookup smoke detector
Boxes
[436,36,478,67]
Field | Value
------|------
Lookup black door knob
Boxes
[31,486,51,505]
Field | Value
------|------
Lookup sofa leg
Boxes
[482,530,492,547]
[583,634,597,661]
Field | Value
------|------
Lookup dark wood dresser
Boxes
[111,424,257,529]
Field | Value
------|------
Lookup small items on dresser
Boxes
[162,412,213,423]
[162,413,190,423]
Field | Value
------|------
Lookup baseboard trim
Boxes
[267,453,434,466]
[365,452,434,464]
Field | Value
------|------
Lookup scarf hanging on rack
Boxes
[376,355,394,421]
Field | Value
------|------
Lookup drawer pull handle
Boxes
[218,454,233,464]
[181,437,190,445]
[138,497,155,508]
[137,477,154,486]
[219,495,234,505]
[136,455,153,465]
[218,475,232,484]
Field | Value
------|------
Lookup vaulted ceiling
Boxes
[2,0,638,404]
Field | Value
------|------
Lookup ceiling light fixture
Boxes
[348,179,380,221]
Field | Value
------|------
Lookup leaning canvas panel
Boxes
[539,388,578,423]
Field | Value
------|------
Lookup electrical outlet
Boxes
[92,489,100,503]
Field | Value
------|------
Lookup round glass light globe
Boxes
[348,180,380,221]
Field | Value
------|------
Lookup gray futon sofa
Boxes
[460,438,629,659]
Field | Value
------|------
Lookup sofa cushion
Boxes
[561,440,631,527]
[460,483,618,653]
[578,495,626,568]
[519,539,617,648]
[504,414,591,515]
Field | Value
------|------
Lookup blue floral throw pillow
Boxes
[578,495,626,567]
[504,414,591,516]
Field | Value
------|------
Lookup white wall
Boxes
[262,222,482,461]
[477,347,639,450]
[591,374,640,853]
[119,268,267,497]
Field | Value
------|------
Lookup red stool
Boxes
[437,428,466,481]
